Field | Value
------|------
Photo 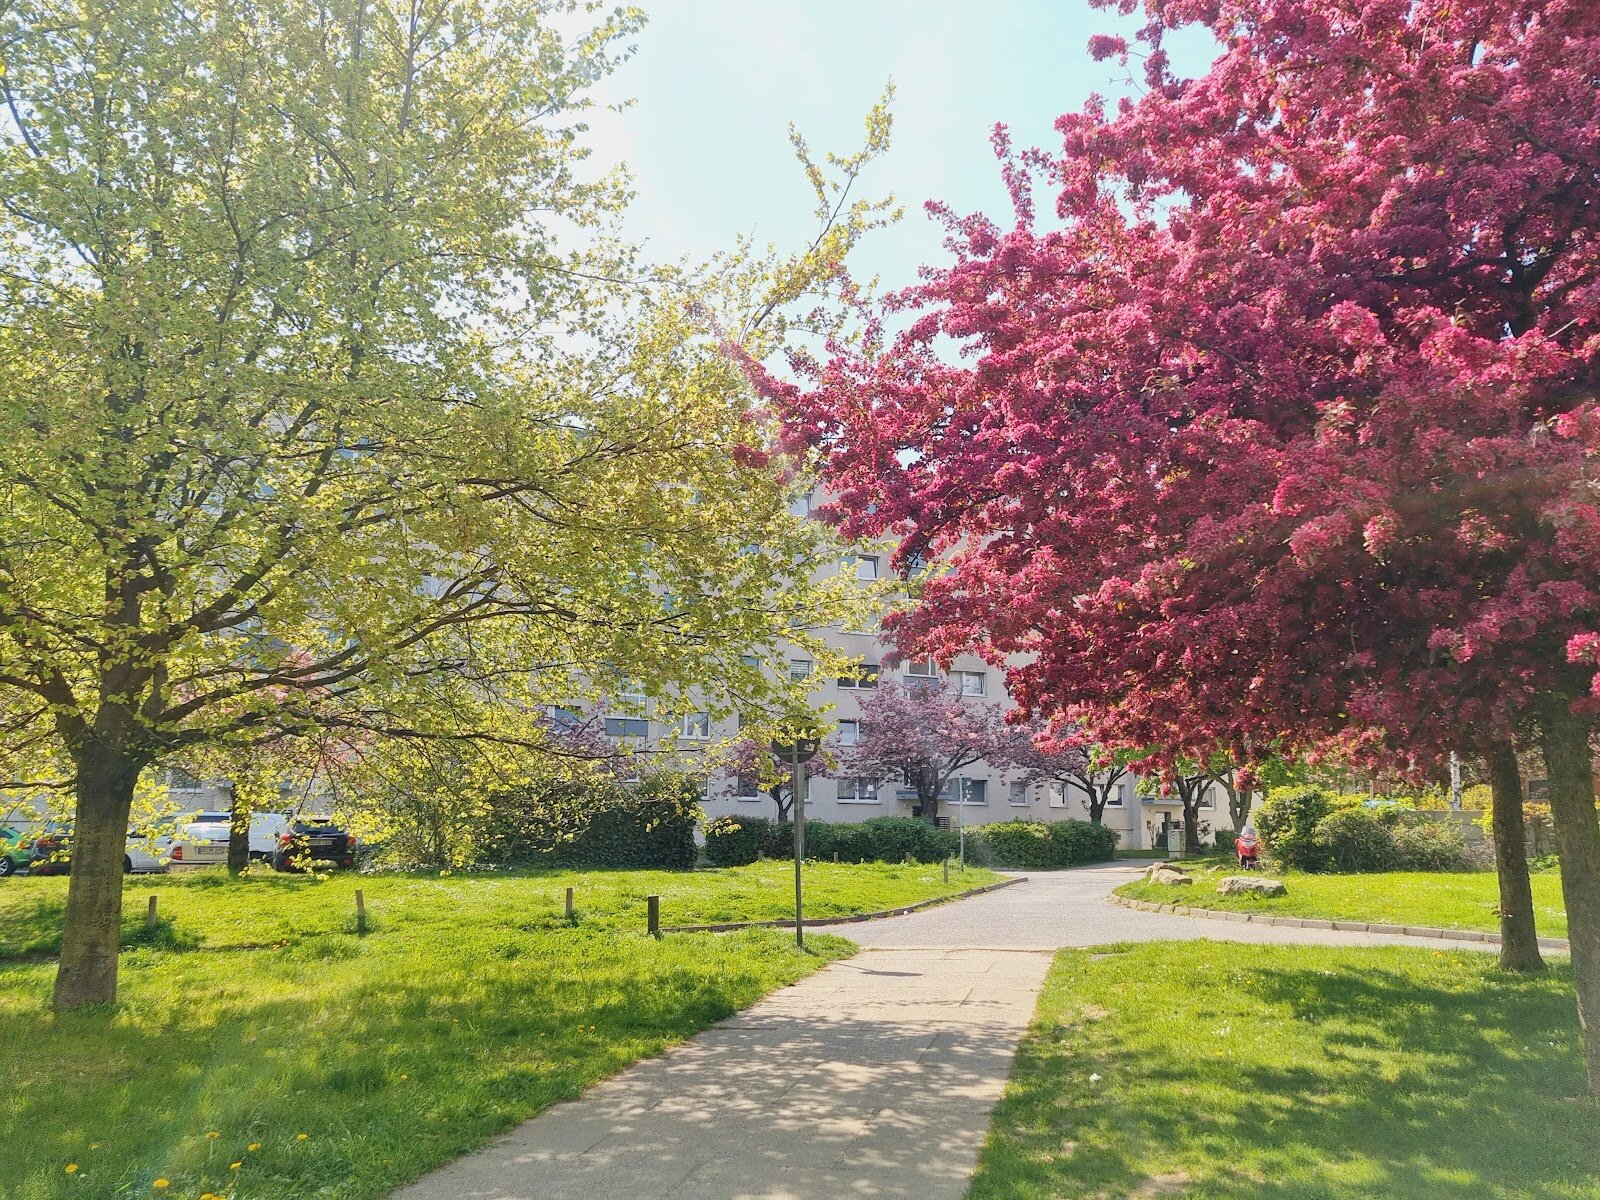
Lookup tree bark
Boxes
[1536,698,1600,1096]
[53,743,141,1011]
[1484,740,1544,973]
[227,782,251,875]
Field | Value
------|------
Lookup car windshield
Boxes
[189,813,230,823]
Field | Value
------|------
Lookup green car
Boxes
[0,825,31,877]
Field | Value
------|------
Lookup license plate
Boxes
[310,839,336,850]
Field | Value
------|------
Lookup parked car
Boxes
[271,818,360,872]
[0,825,31,877]
[24,821,73,875]
[164,810,291,867]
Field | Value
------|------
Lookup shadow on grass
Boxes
[0,928,853,1200]
[971,945,1597,1200]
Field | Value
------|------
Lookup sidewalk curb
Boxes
[1106,891,1570,952]
[661,876,1029,934]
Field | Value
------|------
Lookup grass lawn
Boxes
[969,942,1598,1200]
[1116,865,1568,939]
[0,862,992,1200]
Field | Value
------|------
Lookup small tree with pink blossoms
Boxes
[834,680,1028,825]
[1007,727,1130,826]
[720,737,801,823]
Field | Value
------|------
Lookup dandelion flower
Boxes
[65,1164,78,1174]
[206,1131,221,1139]
[296,1133,309,1141]
[230,1162,242,1171]
[153,1180,170,1191]
[89,1144,100,1151]
[247,1143,261,1152]
[399,1073,409,1080]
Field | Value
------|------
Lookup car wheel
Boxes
[0,857,14,878]
[123,854,134,874]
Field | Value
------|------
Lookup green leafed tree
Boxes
[0,0,885,1010]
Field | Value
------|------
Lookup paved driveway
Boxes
[849,861,1504,952]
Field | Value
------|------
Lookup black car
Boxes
[271,818,360,871]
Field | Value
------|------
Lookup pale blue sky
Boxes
[587,0,1217,289]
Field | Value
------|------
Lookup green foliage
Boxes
[1213,827,1238,856]
[1256,785,1335,871]
[842,816,959,864]
[1391,818,1472,872]
[968,819,1119,869]
[1312,808,1400,872]
[550,774,701,871]
[702,816,777,867]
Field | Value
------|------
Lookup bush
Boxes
[1311,808,1399,873]
[968,819,1118,869]
[848,816,958,863]
[703,816,776,867]
[1213,828,1238,857]
[548,772,700,869]
[1256,785,1334,870]
[1391,818,1471,871]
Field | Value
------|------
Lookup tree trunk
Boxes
[1230,786,1253,832]
[919,790,941,824]
[770,786,792,824]
[1182,800,1201,853]
[1484,741,1544,973]
[1536,698,1600,1096]
[53,744,141,1011]
[227,782,251,875]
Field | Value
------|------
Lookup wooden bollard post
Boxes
[943,860,950,885]
[354,888,367,934]
[646,895,661,938]
[832,850,839,863]
[565,886,575,922]
[146,895,158,929]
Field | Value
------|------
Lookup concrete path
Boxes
[391,861,1506,1200]
[848,860,1510,952]
[391,946,1051,1200]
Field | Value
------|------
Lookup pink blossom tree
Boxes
[1006,726,1130,825]
[774,0,1600,1088]
[833,680,1028,824]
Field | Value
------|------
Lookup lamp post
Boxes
[771,730,822,949]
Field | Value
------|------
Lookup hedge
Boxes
[702,815,957,866]
[966,818,1118,869]
[1257,783,1473,873]
[485,771,701,870]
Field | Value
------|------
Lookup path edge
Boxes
[661,875,1029,934]
[1105,890,1570,951]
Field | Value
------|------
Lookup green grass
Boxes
[0,862,992,1200]
[0,858,1002,960]
[970,941,1598,1200]
[1117,865,1568,939]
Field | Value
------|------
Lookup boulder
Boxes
[1146,864,1193,886]
[1218,875,1286,897]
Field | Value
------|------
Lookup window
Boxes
[956,670,986,696]
[837,778,878,803]
[788,659,813,681]
[1198,785,1215,809]
[953,778,987,805]
[547,706,583,730]
[616,678,646,705]
[788,493,813,518]
[1110,781,1128,807]
[603,717,648,738]
[905,659,937,678]
[733,771,762,800]
[740,654,760,669]
[837,665,880,689]
[854,554,879,581]
[1048,781,1069,808]
[679,712,710,740]
[837,719,860,746]
[1008,781,1029,807]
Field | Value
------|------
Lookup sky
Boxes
[585,0,1218,292]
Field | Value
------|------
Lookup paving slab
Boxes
[390,947,1052,1200]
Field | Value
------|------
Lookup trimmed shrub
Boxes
[1312,808,1399,873]
[548,771,701,870]
[969,819,1118,869]
[848,816,958,864]
[1256,785,1334,871]
[1045,818,1119,864]
[1213,828,1238,857]
[703,816,776,867]
[1391,818,1471,871]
